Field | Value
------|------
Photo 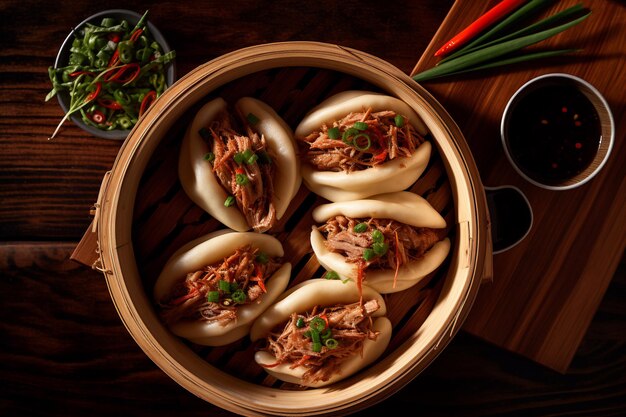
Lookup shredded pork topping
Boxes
[158,245,281,327]
[260,300,381,384]
[298,108,425,172]
[203,110,277,232]
[319,215,445,271]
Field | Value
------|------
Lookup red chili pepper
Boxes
[89,110,106,124]
[168,288,199,306]
[107,49,120,67]
[235,167,245,175]
[97,98,123,110]
[319,314,329,329]
[139,90,157,116]
[107,33,121,43]
[434,0,527,57]
[68,70,95,77]
[130,28,144,43]
[356,260,365,304]
[373,150,388,162]
[84,82,101,103]
[105,63,141,83]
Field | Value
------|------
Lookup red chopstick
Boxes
[434,0,528,57]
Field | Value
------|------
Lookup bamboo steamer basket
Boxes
[91,41,491,416]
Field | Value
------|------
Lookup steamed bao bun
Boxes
[153,229,291,346]
[295,90,431,202]
[179,97,300,232]
[310,191,451,294]
[250,279,392,387]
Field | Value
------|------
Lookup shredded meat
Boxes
[298,108,425,172]
[318,216,446,271]
[158,245,281,327]
[260,300,381,384]
[203,110,277,232]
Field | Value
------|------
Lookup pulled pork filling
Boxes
[260,299,381,384]
[158,245,281,327]
[298,108,425,172]
[201,110,277,232]
[318,215,445,284]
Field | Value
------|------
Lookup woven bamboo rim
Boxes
[94,41,490,416]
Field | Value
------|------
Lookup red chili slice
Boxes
[84,83,102,103]
[107,49,120,67]
[89,110,106,124]
[107,33,121,43]
[113,63,141,83]
[139,90,157,116]
[129,28,144,43]
[68,70,95,77]
[97,98,123,110]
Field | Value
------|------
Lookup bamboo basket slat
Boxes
[87,41,490,416]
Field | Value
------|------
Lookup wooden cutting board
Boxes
[411,0,626,372]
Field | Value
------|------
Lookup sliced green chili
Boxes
[46,10,176,139]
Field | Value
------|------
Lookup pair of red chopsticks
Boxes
[435,0,528,57]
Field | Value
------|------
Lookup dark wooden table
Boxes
[1,1,624,416]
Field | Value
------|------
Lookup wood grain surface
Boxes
[1,0,625,416]
[411,0,626,373]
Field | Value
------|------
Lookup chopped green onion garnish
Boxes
[207,291,220,303]
[372,230,384,243]
[353,223,368,233]
[353,133,371,151]
[230,281,239,292]
[246,153,258,164]
[312,342,322,353]
[203,152,215,162]
[218,280,231,293]
[324,338,339,349]
[255,252,269,264]
[363,248,376,261]
[247,112,260,125]
[242,148,254,160]
[296,317,305,328]
[310,317,326,332]
[327,127,340,139]
[342,127,359,145]
[198,127,211,140]
[353,121,368,131]
[373,241,389,256]
[324,270,340,280]
[310,328,321,343]
[236,173,249,186]
[320,328,332,340]
[233,152,245,165]
[232,289,246,304]
[224,195,236,207]
[303,330,312,338]
[394,115,404,127]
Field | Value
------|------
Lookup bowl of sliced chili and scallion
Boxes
[46,9,176,140]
